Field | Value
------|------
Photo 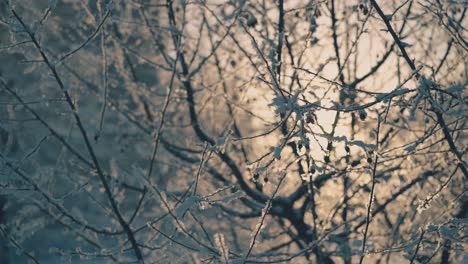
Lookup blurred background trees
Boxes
[0,0,466,263]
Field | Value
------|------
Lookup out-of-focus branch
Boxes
[10,9,144,262]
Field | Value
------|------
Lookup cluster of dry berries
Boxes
[309,16,317,33]
[359,3,369,15]
[253,172,269,183]
[305,113,315,124]
[367,150,374,164]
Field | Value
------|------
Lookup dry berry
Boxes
[247,14,258,27]
[306,113,315,124]
[360,4,369,15]
[359,111,367,121]
[253,173,259,180]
